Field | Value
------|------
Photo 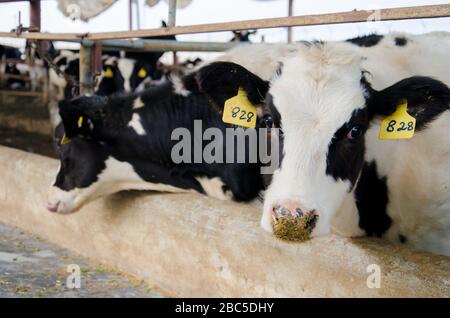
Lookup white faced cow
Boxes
[196,32,450,256]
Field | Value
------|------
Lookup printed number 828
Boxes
[231,106,255,123]
[386,119,414,132]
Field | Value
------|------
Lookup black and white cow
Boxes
[197,32,450,256]
[0,44,28,89]
[46,73,269,214]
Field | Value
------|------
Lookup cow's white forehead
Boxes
[270,42,367,135]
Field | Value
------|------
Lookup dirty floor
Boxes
[0,222,165,298]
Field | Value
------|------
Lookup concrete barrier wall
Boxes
[0,145,448,297]
[0,95,52,136]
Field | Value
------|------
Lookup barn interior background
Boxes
[0,0,449,298]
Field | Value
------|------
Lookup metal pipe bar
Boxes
[0,4,448,40]
[74,39,239,52]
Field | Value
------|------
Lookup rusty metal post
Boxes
[79,44,94,95]
[29,0,41,31]
[29,0,44,63]
[287,0,294,43]
[93,42,103,75]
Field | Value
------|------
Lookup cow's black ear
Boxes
[368,76,450,130]
[194,62,269,111]
[59,96,107,139]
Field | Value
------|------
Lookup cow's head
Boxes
[47,94,151,214]
[46,90,201,214]
[96,57,125,96]
[63,57,80,99]
[47,96,112,213]
[194,42,450,239]
[129,60,154,91]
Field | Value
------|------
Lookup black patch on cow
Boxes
[55,56,67,67]
[395,37,408,46]
[97,63,125,96]
[54,124,108,191]
[354,161,391,237]
[347,34,384,47]
[0,45,21,59]
[367,76,450,131]
[326,109,369,187]
[264,93,281,129]
[195,61,269,112]
[181,72,200,93]
[263,93,284,177]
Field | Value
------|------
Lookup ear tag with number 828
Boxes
[222,87,257,129]
[379,100,416,140]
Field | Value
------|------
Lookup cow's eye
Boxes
[347,126,363,140]
[262,114,274,128]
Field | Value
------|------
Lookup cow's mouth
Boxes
[46,201,60,212]
[271,205,318,242]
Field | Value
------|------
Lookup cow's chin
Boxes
[46,186,80,214]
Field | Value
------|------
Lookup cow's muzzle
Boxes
[270,201,318,242]
[46,186,76,214]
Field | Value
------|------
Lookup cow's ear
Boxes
[194,62,269,111]
[59,96,107,140]
[368,76,450,130]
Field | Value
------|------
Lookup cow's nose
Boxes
[46,201,60,213]
[271,201,318,242]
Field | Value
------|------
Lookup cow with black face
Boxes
[95,56,126,96]
[196,32,450,256]
[230,30,257,42]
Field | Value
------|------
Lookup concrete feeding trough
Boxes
[0,145,448,297]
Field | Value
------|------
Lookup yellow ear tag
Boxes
[222,87,257,129]
[61,134,71,145]
[104,67,114,78]
[137,68,147,78]
[78,116,83,128]
[60,116,83,145]
[379,99,416,140]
